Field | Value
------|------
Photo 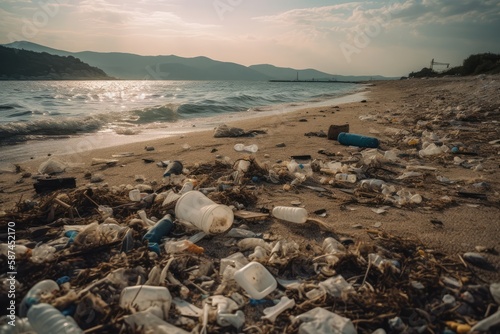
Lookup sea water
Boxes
[0,80,363,164]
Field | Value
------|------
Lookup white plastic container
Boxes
[234,262,277,299]
[120,285,172,319]
[272,206,308,224]
[175,191,234,234]
[27,303,83,334]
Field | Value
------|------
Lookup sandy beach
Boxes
[1,76,499,283]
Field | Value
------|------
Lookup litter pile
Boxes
[1,151,499,333]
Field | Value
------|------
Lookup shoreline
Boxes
[0,89,367,167]
[1,76,499,281]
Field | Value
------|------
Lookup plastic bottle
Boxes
[337,132,379,148]
[175,190,234,234]
[335,173,357,183]
[287,160,313,177]
[143,214,174,244]
[359,179,386,192]
[27,303,83,334]
[322,237,346,254]
[272,206,308,224]
[19,280,60,317]
[164,240,204,254]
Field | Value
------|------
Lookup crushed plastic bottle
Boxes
[233,143,258,153]
[334,173,357,183]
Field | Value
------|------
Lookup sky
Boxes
[1,0,499,76]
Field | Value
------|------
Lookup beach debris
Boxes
[90,158,118,166]
[262,296,295,322]
[327,124,350,140]
[38,158,67,174]
[2,89,500,334]
[272,206,308,224]
[337,132,379,148]
[163,160,183,177]
[145,146,155,151]
[304,130,327,137]
[233,143,258,153]
[33,176,76,193]
[214,124,246,137]
[295,307,356,334]
[175,190,234,234]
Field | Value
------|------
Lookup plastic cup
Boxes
[175,190,234,234]
[129,189,141,201]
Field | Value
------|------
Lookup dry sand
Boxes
[1,76,499,282]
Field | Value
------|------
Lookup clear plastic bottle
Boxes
[20,280,60,317]
[359,179,386,192]
[27,303,83,334]
[272,206,308,224]
[322,237,346,254]
[287,160,313,177]
[335,173,357,183]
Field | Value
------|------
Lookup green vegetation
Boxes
[409,53,500,78]
[0,45,111,80]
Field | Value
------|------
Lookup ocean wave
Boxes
[131,104,181,123]
[7,110,33,118]
[0,103,23,110]
[0,116,108,141]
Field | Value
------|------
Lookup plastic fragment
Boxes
[295,307,356,334]
[262,296,295,322]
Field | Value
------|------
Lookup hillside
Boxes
[3,41,394,81]
[408,53,500,78]
[0,45,111,80]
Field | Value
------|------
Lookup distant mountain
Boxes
[250,64,334,81]
[0,45,111,80]
[250,64,393,82]
[3,41,395,81]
